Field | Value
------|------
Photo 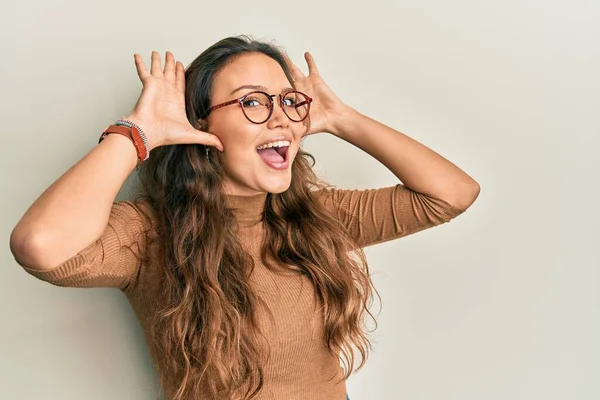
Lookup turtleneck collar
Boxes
[225,191,268,227]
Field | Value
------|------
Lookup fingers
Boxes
[208,134,224,152]
[133,54,150,82]
[175,61,186,93]
[283,52,306,82]
[197,131,224,152]
[304,52,320,76]
[174,126,223,151]
[164,51,176,80]
[135,51,184,87]
[150,51,163,76]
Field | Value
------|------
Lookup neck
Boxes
[225,191,268,227]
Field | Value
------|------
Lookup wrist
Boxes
[101,134,140,170]
[123,114,146,128]
[122,114,158,151]
[329,106,361,138]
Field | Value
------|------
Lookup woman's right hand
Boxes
[125,51,223,152]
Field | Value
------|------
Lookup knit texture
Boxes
[23,184,465,399]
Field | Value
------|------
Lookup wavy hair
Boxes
[131,35,380,400]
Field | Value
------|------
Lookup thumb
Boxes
[182,127,224,152]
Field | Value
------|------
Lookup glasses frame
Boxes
[206,90,313,124]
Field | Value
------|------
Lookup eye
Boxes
[282,97,297,107]
[242,97,264,108]
[241,92,271,109]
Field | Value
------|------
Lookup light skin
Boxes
[206,51,480,209]
[201,52,306,196]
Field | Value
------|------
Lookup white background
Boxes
[1,0,598,399]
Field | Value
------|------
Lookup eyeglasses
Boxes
[206,90,313,124]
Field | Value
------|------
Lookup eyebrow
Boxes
[230,85,294,95]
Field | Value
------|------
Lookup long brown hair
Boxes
[131,35,380,400]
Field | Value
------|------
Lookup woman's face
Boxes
[204,52,306,196]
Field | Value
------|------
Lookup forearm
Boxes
[330,108,480,210]
[10,134,138,270]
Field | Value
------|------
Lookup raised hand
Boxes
[126,51,223,151]
[284,52,351,136]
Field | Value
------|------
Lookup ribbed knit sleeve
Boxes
[21,200,152,291]
[316,184,466,248]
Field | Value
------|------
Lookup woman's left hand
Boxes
[285,52,351,136]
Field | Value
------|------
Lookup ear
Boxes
[196,118,208,131]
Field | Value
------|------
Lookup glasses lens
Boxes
[241,92,272,123]
[282,91,310,122]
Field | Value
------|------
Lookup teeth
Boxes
[256,140,291,150]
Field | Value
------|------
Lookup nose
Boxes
[266,95,289,129]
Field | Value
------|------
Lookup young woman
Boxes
[10,36,480,400]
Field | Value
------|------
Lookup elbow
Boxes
[10,229,50,271]
[9,228,29,267]
[439,180,480,211]
[455,181,481,211]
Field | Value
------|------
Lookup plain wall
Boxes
[1,0,598,399]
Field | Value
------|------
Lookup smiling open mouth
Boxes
[257,146,287,162]
[256,144,290,170]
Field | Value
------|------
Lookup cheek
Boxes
[218,126,263,165]
[222,140,256,164]
[212,117,260,151]
[291,125,308,144]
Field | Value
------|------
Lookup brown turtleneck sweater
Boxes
[22,184,465,399]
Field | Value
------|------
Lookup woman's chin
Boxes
[260,176,292,194]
